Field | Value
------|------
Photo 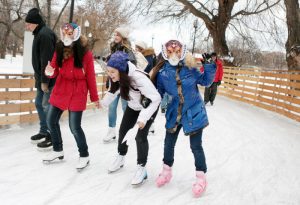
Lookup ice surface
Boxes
[0,96,300,205]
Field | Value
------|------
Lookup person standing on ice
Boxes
[42,23,99,171]
[203,52,223,106]
[102,27,136,143]
[100,51,161,186]
[25,8,57,150]
[150,40,216,197]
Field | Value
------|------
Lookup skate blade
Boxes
[107,165,124,174]
[31,139,45,144]
[103,137,116,144]
[37,146,53,152]
[42,156,64,163]
[131,176,148,188]
[76,161,90,172]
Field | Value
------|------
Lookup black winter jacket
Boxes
[32,24,57,89]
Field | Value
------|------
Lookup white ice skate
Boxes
[103,127,116,143]
[76,157,90,172]
[108,154,125,173]
[131,165,147,187]
[42,151,64,163]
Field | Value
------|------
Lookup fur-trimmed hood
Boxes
[184,52,198,68]
[80,35,88,48]
[142,48,155,57]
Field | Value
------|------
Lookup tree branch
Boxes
[52,0,70,30]
[175,0,212,24]
[231,0,281,19]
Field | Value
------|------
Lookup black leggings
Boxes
[118,106,158,166]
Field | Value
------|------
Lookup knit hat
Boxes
[135,41,147,50]
[25,8,44,25]
[211,52,217,57]
[107,51,129,72]
[115,27,130,39]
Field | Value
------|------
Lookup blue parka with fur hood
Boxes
[156,56,216,135]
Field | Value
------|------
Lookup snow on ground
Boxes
[0,96,300,205]
[0,55,23,74]
[0,55,104,74]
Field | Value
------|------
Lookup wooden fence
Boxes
[1,67,300,126]
[0,73,106,126]
[218,67,300,122]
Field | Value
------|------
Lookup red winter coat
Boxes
[47,51,99,111]
[200,59,223,82]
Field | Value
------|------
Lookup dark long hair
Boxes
[109,67,131,101]
[150,53,166,83]
[56,38,88,68]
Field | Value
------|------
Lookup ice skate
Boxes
[156,164,172,187]
[108,154,125,173]
[131,165,147,187]
[192,171,207,198]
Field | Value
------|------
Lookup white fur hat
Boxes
[135,41,147,50]
[115,27,130,39]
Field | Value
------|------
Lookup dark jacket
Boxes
[142,48,156,73]
[32,23,57,89]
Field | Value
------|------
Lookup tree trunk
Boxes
[12,41,17,57]
[211,26,229,57]
[47,0,51,27]
[284,0,300,70]
[0,27,11,59]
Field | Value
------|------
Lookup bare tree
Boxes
[284,0,300,70]
[76,0,130,55]
[0,0,24,58]
[132,0,281,63]
[32,0,69,29]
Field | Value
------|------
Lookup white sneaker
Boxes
[149,124,155,135]
[103,127,116,143]
[108,154,125,173]
[131,165,147,186]
[42,151,64,163]
[76,157,90,171]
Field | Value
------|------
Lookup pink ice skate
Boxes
[156,164,172,187]
[192,171,207,198]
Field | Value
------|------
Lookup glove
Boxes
[41,83,49,93]
[217,81,221,86]
[201,53,213,64]
[122,124,139,144]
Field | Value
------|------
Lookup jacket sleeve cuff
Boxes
[100,92,118,108]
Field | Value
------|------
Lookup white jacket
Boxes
[101,62,161,124]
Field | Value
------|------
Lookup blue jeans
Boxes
[47,105,89,157]
[163,125,207,172]
[35,87,52,135]
[108,94,127,127]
